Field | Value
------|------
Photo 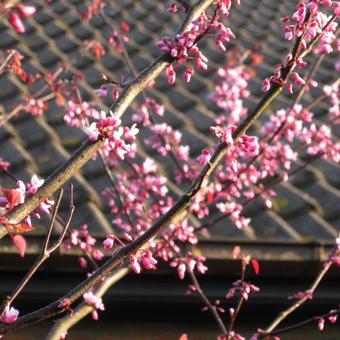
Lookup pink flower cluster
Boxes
[102,158,170,235]
[317,310,338,332]
[263,0,338,94]
[0,158,10,171]
[146,123,189,161]
[83,110,139,164]
[24,96,47,116]
[109,29,129,53]
[132,98,165,127]
[64,225,104,268]
[0,175,53,227]
[130,251,158,274]
[211,125,259,156]
[0,306,19,324]
[64,100,100,128]
[83,291,105,320]
[157,4,236,85]
[154,219,198,262]
[226,279,260,300]
[323,82,339,121]
[210,65,250,125]
[170,254,208,280]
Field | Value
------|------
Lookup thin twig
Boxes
[263,239,339,334]
[0,186,75,318]
[98,151,135,228]
[260,308,340,338]
[226,261,247,338]
[0,50,16,78]
[188,268,227,335]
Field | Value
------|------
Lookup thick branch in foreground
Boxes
[0,0,216,238]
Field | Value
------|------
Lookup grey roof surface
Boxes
[0,0,339,261]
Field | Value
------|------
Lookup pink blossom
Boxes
[79,257,87,268]
[141,251,158,270]
[0,307,19,324]
[318,317,325,331]
[83,291,105,320]
[95,85,108,98]
[103,237,114,249]
[183,68,194,83]
[9,12,25,33]
[130,255,141,274]
[166,64,176,85]
[27,175,44,194]
[262,78,271,92]
[17,5,36,17]
[292,72,305,86]
[328,311,338,323]
[92,249,104,261]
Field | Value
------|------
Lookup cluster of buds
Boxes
[80,0,106,21]
[64,100,100,128]
[6,50,27,81]
[84,40,106,60]
[109,22,130,53]
[170,254,208,280]
[263,0,338,94]
[64,224,104,268]
[130,250,158,274]
[226,279,260,301]
[83,291,105,320]
[24,96,48,116]
[132,97,165,127]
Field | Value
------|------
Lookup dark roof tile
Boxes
[34,11,53,25]
[250,210,301,240]
[29,141,67,176]
[303,182,340,220]
[287,211,337,241]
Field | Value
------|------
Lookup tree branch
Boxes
[188,268,227,335]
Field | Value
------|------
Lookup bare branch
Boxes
[188,268,227,335]
[263,241,339,334]
[260,308,340,338]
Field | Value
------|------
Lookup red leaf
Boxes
[1,189,22,211]
[20,70,27,82]
[12,234,27,257]
[121,21,130,32]
[251,259,260,275]
[207,192,214,204]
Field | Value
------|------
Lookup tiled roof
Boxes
[0,0,339,261]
